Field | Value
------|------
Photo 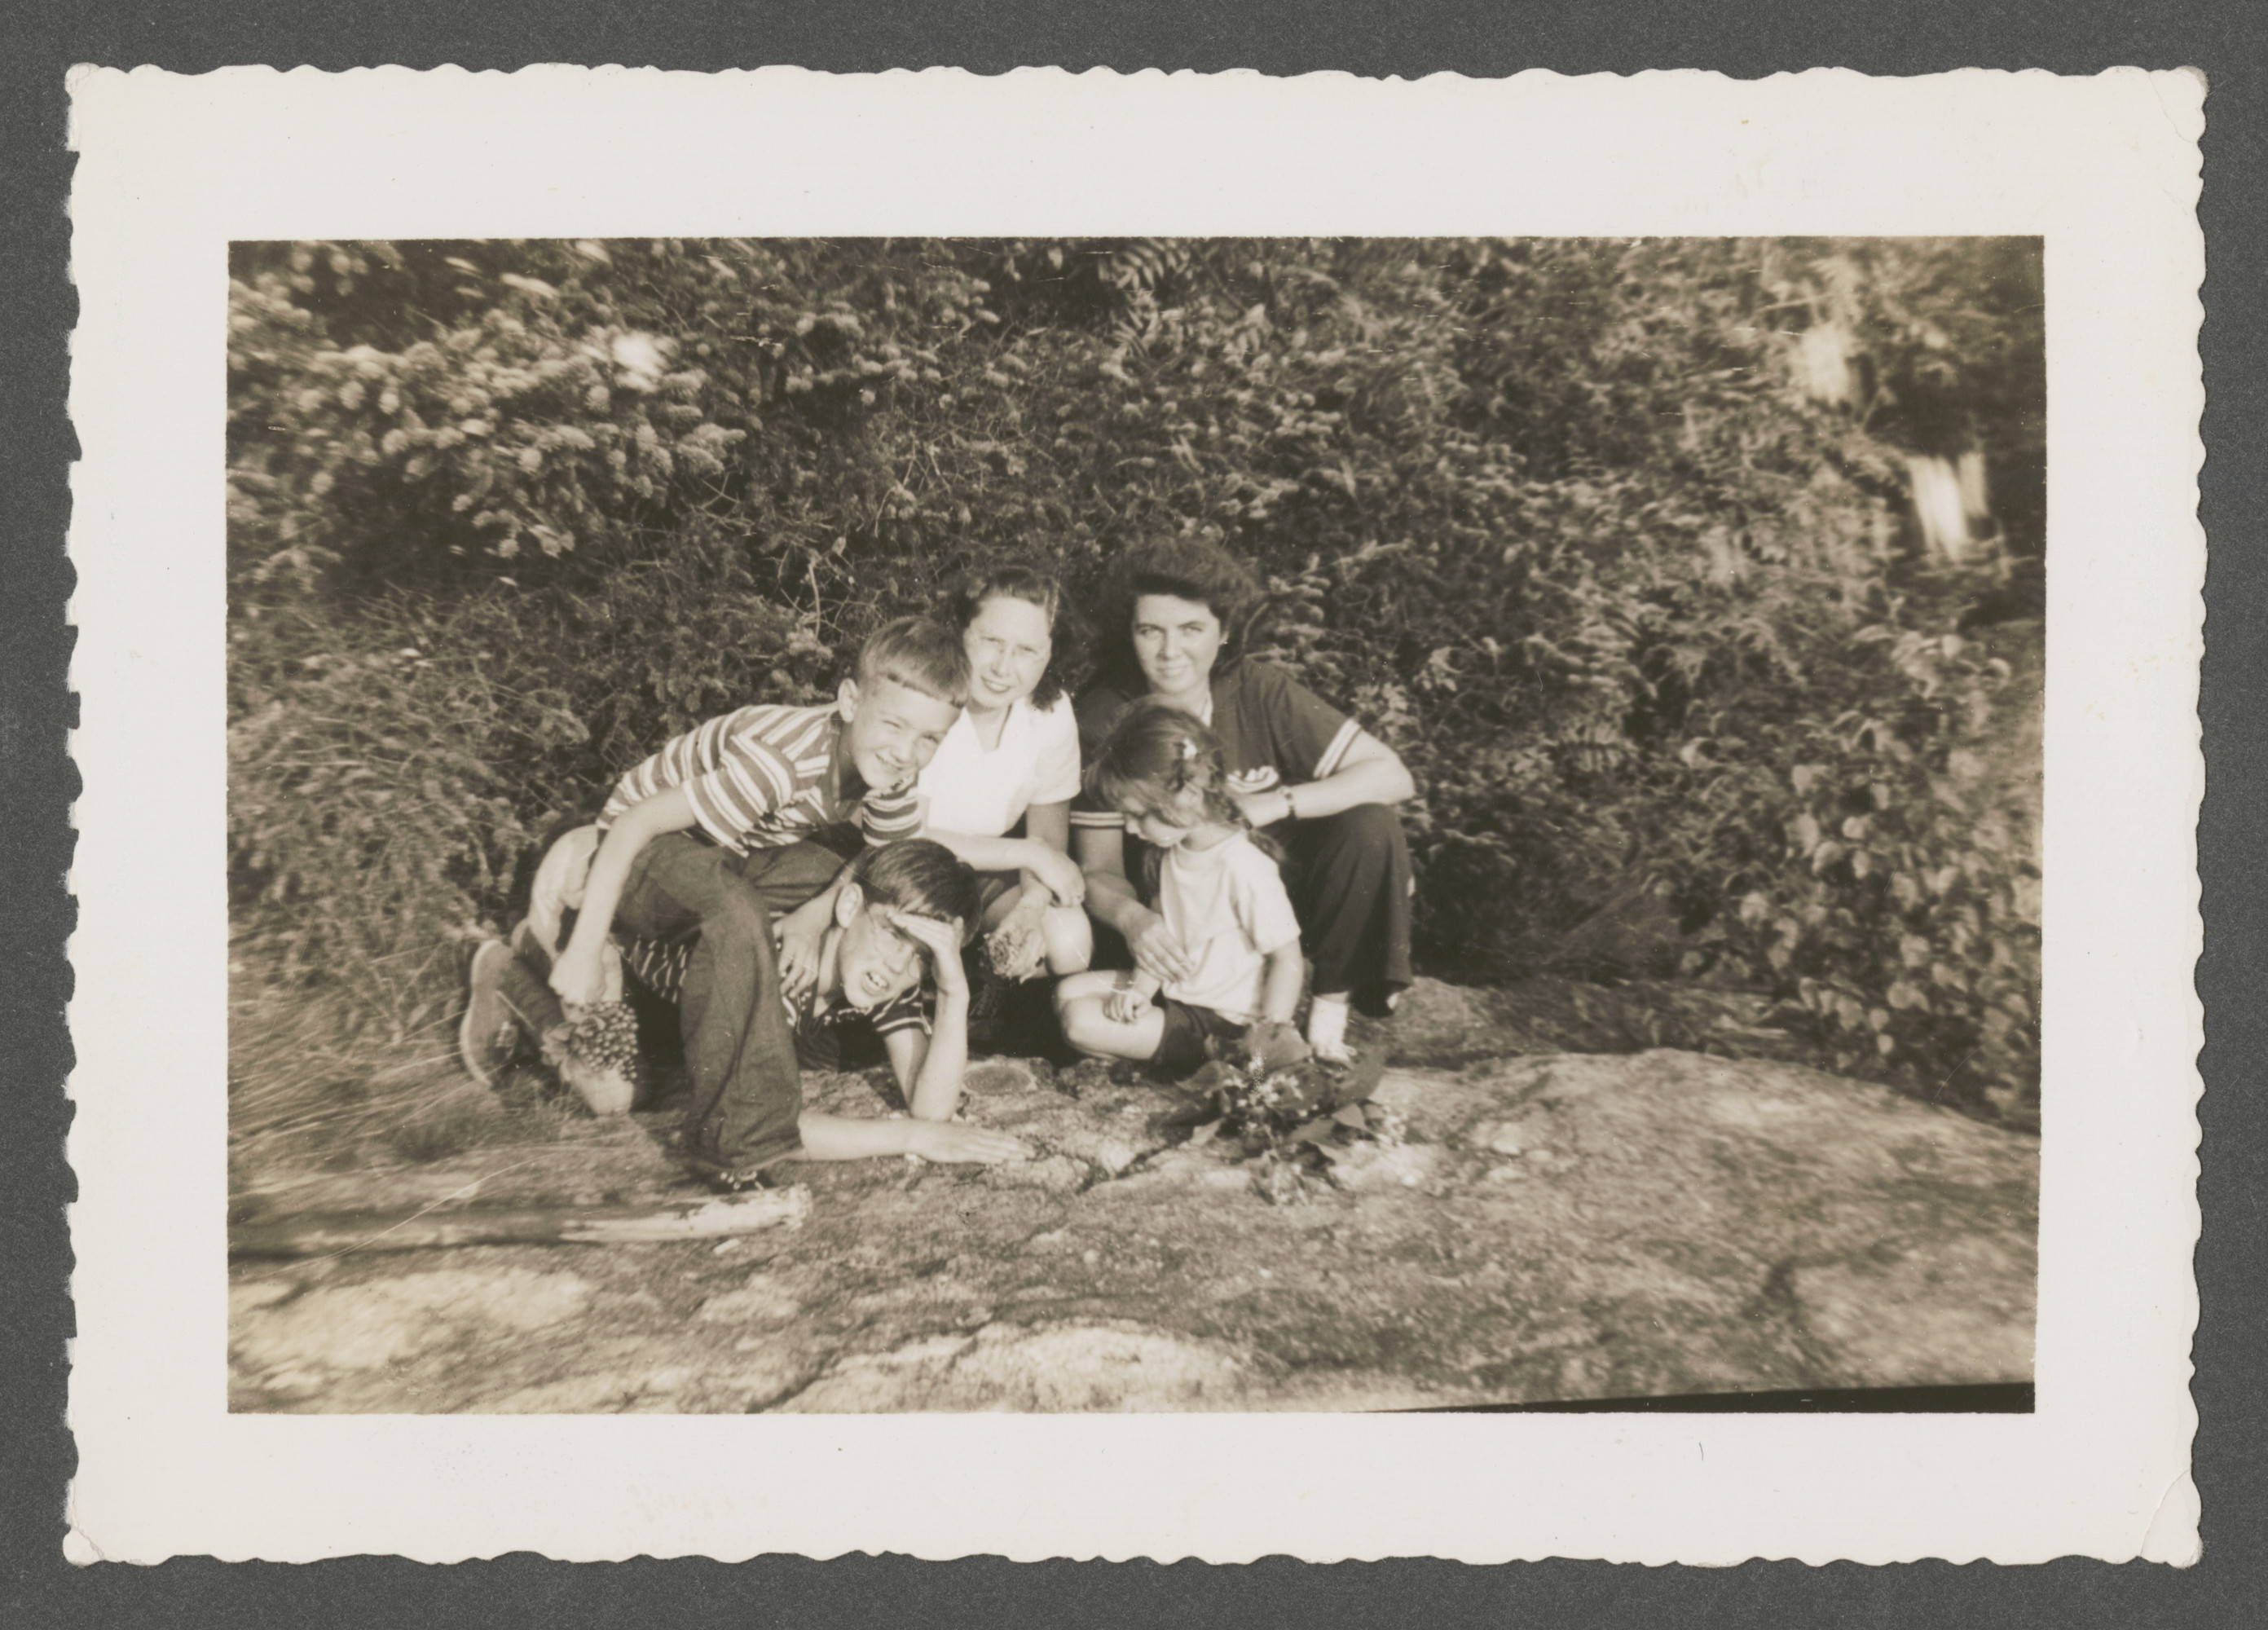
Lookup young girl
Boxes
[1053,702,1312,1073]
[918,562,1093,985]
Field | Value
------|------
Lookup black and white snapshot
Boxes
[226,237,2043,1415]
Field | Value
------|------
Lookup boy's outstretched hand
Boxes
[906,1119,1031,1163]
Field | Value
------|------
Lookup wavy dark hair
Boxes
[940,558,1087,711]
[1094,536,1266,693]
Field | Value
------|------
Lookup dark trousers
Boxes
[1275,803,1414,1011]
[606,833,851,1174]
[1105,803,1415,1017]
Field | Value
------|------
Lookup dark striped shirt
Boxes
[623,933,928,1046]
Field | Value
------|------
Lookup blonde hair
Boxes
[857,616,971,707]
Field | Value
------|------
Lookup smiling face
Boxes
[962,593,1053,714]
[1130,593,1226,701]
[838,674,962,795]
[831,895,929,1011]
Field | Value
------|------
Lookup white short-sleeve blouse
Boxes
[916,693,1082,839]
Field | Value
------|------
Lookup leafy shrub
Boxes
[227,236,2045,1117]
[228,239,1012,598]
[227,520,835,1021]
[1700,614,2041,1121]
[228,610,539,1028]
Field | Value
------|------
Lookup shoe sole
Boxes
[459,939,516,1088]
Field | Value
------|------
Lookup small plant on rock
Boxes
[1164,1042,1406,1204]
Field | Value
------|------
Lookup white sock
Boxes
[1306,993,1350,1056]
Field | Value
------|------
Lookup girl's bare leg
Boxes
[1052,971,1165,1060]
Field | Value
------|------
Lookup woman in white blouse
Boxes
[918,562,1094,982]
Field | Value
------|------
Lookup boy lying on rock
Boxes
[461,618,1030,1191]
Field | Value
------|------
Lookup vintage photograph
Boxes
[223,236,2046,1416]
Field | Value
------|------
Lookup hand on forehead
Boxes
[884,905,962,942]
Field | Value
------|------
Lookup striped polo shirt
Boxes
[600,703,924,857]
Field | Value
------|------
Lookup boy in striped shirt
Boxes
[545,619,1028,1188]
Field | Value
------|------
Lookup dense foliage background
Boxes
[227,236,2044,1123]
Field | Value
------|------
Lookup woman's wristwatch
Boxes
[1280,786,1299,823]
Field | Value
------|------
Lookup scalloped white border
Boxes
[61,64,2204,1566]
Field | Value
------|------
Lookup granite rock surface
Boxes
[228,980,2037,1413]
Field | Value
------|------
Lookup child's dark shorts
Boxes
[1152,998,1247,1073]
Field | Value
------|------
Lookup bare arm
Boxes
[926,829,1045,874]
[882,993,971,1126]
[1018,801,1078,903]
[1072,818,1138,934]
[1241,941,1315,1068]
[883,912,970,1122]
[927,824,1085,909]
[794,1111,1026,1163]
[794,1112,924,1161]
[1238,730,1416,827]
[549,786,697,1007]
[1075,819,1145,933]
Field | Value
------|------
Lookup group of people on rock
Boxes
[459,537,1418,1194]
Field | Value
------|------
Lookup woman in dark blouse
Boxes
[1072,537,1416,1061]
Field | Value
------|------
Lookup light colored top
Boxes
[917,692,1082,839]
[1156,831,1303,1024]
[599,703,922,857]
